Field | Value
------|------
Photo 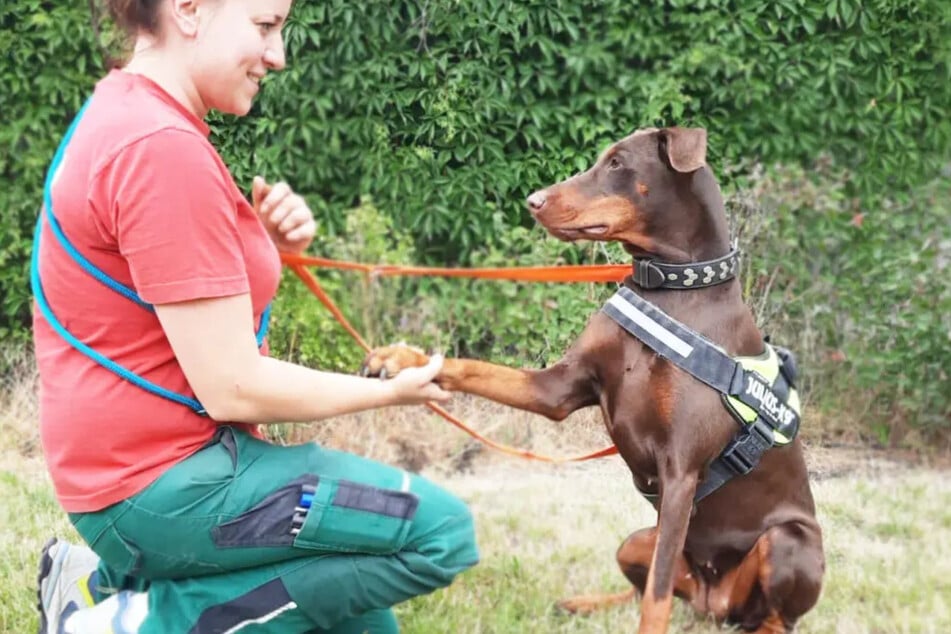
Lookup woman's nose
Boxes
[264,37,286,71]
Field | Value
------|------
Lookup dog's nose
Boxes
[526,190,547,212]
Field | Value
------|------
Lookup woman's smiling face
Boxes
[188,0,292,116]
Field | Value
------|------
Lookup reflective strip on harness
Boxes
[602,286,801,503]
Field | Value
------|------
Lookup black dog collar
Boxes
[631,248,740,290]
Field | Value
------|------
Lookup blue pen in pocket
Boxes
[291,483,316,536]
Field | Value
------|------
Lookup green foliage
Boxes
[240,0,951,257]
[0,3,105,343]
[730,164,951,441]
[2,2,948,436]
[406,220,621,367]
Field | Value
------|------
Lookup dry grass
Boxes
[2,348,949,633]
[275,397,615,473]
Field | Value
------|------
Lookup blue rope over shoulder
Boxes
[31,98,272,417]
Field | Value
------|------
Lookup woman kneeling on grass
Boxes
[32,1,478,632]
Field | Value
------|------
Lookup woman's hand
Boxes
[252,176,316,254]
[385,354,452,405]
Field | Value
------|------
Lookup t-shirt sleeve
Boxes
[99,127,250,305]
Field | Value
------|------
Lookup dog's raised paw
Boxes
[360,344,431,380]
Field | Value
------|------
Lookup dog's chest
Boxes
[596,350,670,474]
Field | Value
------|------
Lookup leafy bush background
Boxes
[1,1,948,441]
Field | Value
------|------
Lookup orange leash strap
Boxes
[281,253,630,284]
[285,262,618,463]
[287,263,370,350]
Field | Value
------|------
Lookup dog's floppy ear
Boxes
[659,127,707,173]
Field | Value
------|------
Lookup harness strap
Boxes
[32,98,271,416]
[693,417,776,501]
[602,286,800,503]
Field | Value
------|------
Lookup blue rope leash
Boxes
[32,98,272,416]
[31,216,209,414]
[43,101,154,312]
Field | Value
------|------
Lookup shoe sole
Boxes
[36,537,59,634]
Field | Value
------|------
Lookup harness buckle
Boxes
[719,418,774,476]
[632,260,666,289]
[774,345,799,388]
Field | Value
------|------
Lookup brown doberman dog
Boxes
[361,127,824,633]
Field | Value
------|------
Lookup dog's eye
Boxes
[608,157,622,170]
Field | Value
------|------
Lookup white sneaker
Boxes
[63,591,148,634]
[36,538,99,634]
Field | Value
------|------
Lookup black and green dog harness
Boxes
[602,286,801,504]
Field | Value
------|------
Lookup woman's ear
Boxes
[170,0,201,37]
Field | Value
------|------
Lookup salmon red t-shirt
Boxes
[33,70,282,513]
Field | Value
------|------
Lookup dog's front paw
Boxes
[359,343,430,380]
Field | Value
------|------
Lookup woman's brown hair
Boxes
[100,0,164,36]
[89,0,163,67]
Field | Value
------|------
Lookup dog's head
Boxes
[526,127,726,259]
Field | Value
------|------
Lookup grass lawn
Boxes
[2,390,949,633]
[397,450,951,633]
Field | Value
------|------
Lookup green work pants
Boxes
[68,426,479,633]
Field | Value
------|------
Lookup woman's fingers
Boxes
[258,182,293,223]
[394,355,451,403]
[276,198,309,233]
[285,218,317,243]
[251,176,316,253]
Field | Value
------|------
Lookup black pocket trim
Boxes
[333,480,419,520]
[212,474,318,548]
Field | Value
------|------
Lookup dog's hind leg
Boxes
[556,526,698,615]
[706,523,823,632]
[751,613,788,633]
[556,588,638,615]
[617,527,699,601]
[759,522,824,631]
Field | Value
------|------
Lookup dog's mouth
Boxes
[550,225,609,240]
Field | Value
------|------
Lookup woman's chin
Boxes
[217,96,254,117]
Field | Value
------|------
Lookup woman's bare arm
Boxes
[155,294,448,424]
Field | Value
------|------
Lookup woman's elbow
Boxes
[195,376,264,423]
[202,399,243,423]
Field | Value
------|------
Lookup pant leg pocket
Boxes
[294,478,419,555]
[213,475,319,548]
